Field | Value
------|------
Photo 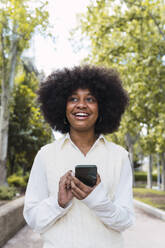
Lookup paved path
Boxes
[3,207,165,248]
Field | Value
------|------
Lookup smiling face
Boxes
[66,88,99,133]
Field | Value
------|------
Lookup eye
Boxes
[68,96,78,102]
[86,97,96,102]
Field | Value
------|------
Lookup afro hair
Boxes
[37,65,129,135]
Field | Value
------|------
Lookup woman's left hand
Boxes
[69,174,101,200]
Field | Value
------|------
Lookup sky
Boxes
[29,0,90,139]
[27,0,165,140]
[28,0,90,77]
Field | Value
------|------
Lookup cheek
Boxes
[66,108,70,120]
[66,103,73,119]
[66,102,71,113]
[93,104,99,117]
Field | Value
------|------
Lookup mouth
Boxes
[73,112,90,120]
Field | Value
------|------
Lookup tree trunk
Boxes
[161,152,165,191]
[0,85,10,185]
[157,154,161,190]
[0,32,18,185]
[125,133,135,186]
[147,154,152,189]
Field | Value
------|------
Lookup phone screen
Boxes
[75,165,97,187]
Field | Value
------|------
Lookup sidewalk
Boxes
[124,207,165,248]
[3,206,165,248]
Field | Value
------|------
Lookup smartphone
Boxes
[75,165,97,187]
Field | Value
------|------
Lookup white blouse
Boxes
[23,134,135,233]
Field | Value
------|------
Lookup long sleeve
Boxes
[82,154,135,232]
[23,150,72,233]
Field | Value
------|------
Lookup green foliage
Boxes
[134,187,165,195]
[133,187,165,210]
[134,197,165,210]
[0,0,49,53]
[7,66,52,176]
[78,0,165,158]
[0,0,50,90]
[0,186,16,200]
[135,171,157,182]
[7,167,29,191]
[0,0,51,185]
[7,174,27,189]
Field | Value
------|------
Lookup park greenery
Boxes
[0,0,165,203]
[76,0,165,190]
[7,61,51,176]
[133,187,165,210]
[0,0,52,188]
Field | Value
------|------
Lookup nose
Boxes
[76,99,87,109]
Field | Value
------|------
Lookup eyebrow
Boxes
[71,92,93,96]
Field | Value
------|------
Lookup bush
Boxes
[134,171,157,182]
[0,186,16,200]
[23,172,30,184]
[7,174,27,190]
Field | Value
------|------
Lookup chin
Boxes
[71,125,95,132]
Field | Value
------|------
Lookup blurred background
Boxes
[0,0,165,246]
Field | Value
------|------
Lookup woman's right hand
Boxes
[58,170,73,208]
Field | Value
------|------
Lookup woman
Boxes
[23,65,135,248]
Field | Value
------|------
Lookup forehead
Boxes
[71,88,92,95]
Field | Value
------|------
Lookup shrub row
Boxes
[0,186,17,200]
[7,173,29,190]
[0,172,29,201]
[134,171,157,182]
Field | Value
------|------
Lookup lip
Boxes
[72,112,90,120]
[73,112,89,115]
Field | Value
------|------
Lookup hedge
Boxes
[134,171,157,182]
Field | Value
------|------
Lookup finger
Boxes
[65,179,71,190]
[67,174,72,182]
[71,176,92,193]
[65,170,72,178]
[71,189,82,200]
[96,173,101,185]
[63,170,73,179]
[59,177,65,187]
[59,170,72,185]
[71,180,86,199]
[68,170,73,175]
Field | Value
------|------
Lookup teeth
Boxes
[75,113,88,116]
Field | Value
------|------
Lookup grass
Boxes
[133,187,165,211]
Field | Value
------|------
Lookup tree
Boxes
[7,62,51,176]
[78,0,165,188]
[0,0,49,185]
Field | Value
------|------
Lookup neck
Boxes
[69,129,98,155]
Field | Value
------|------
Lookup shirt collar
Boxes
[58,133,70,149]
[59,133,108,149]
